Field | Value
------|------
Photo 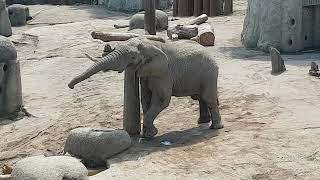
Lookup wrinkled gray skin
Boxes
[68,38,223,138]
[129,10,168,31]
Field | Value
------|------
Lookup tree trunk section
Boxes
[144,0,156,35]
[155,0,160,9]
[193,0,203,16]
[224,0,233,15]
[186,14,208,25]
[167,24,198,39]
[173,0,179,17]
[202,0,210,16]
[209,0,221,16]
[188,0,194,16]
[191,23,215,46]
[123,68,141,136]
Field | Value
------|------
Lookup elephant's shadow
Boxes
[109,124,220,164]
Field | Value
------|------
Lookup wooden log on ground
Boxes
[167,24,198,39]
[224,0,233,15]
[191,23,215,46]
[186,14,208,25]
[270,47,286,74]
[193,0,203,16]
[91,31,165,43]
[144,0,156,35]
[123,68,141,136]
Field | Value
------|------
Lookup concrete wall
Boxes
[242,0,320,52]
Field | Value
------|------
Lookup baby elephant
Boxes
[68,38,223,138]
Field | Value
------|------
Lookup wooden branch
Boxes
[186,14,208,25]
[91,31,165,43]
[191,23,215,46]
[167,24,198,40]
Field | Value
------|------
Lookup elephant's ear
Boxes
[136,42,169,77]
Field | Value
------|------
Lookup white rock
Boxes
[11,155,88,180]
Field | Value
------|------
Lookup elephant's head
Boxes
[68,38,169,89]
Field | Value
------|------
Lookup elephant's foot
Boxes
[142,125,158,138]
[197,116,211,124]
[210,122,224,129]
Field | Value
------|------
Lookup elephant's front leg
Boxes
[142,94,171,138]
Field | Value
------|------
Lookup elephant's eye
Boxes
[131,56,135,59]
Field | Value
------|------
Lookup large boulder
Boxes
[64,128,131,168]
[11,155,88,180]
[8,4,30,26]
[0,0,12,37]
[129,10,168,31]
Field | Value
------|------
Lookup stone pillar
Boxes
[123,68,141,135]
[0,36,23,117]
[0,0,12,37]
[144,0,156,35]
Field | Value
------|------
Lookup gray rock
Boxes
[270,47,286,73]
[8,4,28,26]
[129,10,168,31]
[11,155,88,180]
[0,35,17,62]
[64,128,131,168]
[0,0,12,37]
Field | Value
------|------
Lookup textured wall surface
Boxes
[242,0,320,52]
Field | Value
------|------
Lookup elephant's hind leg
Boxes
[198,100,212,124]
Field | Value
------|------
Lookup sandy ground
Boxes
[1,1,320,179]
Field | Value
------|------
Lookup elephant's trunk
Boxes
[68,50,123,89]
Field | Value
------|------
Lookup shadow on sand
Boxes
[108,124,220,165]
